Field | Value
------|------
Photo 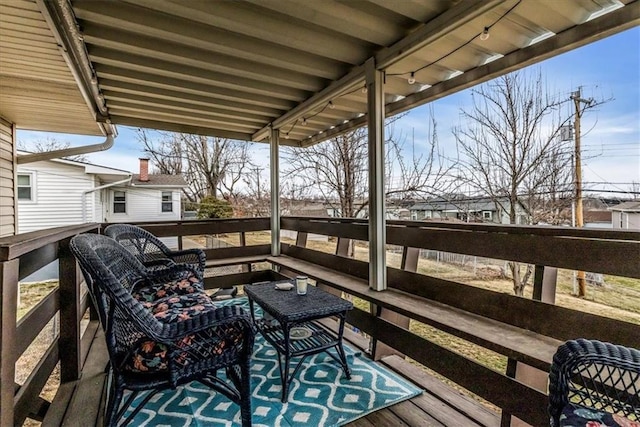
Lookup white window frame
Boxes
[483,211,493,220]
[113,190,127,214]
[161,191,173,213]
[17,172,35,202]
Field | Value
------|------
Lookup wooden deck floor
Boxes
[43,318,500,427]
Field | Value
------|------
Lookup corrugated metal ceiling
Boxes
[0,0,637,145]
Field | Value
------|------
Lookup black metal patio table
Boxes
[244,280,354,402]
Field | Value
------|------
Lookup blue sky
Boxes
[18,27,639,196]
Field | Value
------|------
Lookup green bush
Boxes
[197,196,233,219]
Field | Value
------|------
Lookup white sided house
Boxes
[17,156,186,233]
[105,158,186,225]
[610,201,640,230]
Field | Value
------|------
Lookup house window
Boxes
[113,191,126,213]
[161,191,173,212]
[483,211,493,220]
[411,212,417,220]
[17,173,33,200]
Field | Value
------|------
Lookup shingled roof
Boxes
[131,174,187,187]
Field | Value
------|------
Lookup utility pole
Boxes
[571,88,592,297]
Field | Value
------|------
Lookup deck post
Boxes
[0,259,19,427]
[373,247,416,360]
[365,57,386,291]
[502,265,558,426]
[270,127,281,256]
[59,237,81,382]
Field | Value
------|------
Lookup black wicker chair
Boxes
[549,339,640,426]
[70,233,254,426]
[104,223,206,274]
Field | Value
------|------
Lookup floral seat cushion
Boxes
[132,270,202,303]
[125,293,244,373]
[560,403,639,427]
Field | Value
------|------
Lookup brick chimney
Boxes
[139,158,149,182]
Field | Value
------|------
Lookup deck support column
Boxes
[365,57,386,291]
[59,237,81,382]
[270,127,280,256]
[0,259,18,427]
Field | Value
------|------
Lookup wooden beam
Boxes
[58,238,81,382]
[15,289,59,360]
[13,340,59,426]
[0,259,19,427]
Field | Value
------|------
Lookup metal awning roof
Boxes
[1,0,638,146]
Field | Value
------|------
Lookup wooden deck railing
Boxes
[0,218,275,426]
[277,217,640,426]
[1,217,638,426]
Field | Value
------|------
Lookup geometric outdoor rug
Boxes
[122,297,422,426]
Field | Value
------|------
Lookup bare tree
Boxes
[17,137,88,162]
[241,166,271,216]
[523,140,574,225]
[453,70,604,295]
[283,110,454,219]
[138,130,252,203]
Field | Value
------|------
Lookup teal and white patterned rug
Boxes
[122,297,422,426]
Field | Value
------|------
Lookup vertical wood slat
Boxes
[239,231,251,272]
[373,247,416,360]
[295,231,308,247]
[504,265,559,426]
[319,237,351,297]
[58,238,81,382]
[0,259,19,427]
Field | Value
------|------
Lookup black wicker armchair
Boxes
[549,339,640,427]
[104,223,206,274]
[70,233,254,426]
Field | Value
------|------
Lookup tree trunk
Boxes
[509,262,525,296]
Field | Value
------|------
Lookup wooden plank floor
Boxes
[43,315,500,427]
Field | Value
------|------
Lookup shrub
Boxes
[197,196,233,219]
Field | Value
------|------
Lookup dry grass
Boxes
[17,282,61,427]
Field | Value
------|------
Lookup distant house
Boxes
[17,157,186,233]
[17,156,186,281]
[583,210,612,228]
[409,196,529,225]
[610,201,640,229]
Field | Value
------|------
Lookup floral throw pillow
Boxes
[560,403,640,427]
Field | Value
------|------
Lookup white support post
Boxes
[270,127,281,256]
[365,58,386,291]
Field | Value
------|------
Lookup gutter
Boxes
[82,175,132,223]
[18,135,115,165]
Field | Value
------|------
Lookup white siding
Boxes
[0,117,16,237]
[17,161,95,233]
[612,211,640,230]
[104,187,182,223]
[105,187,182,248]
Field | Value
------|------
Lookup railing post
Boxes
[502,264,558,427]
[58,238,81,382]
[0,259,19,427]
[239,231,251,272]
[318,237,351,297]
[295,231,308,247]
[372,247,416,360]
